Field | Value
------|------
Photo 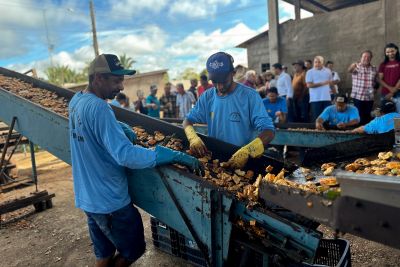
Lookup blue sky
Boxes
[0,0,312,79]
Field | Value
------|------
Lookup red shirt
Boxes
[379,60,400,95]
[197,83,213,97]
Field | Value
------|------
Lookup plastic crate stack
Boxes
[150,217,206,267]
[151,217,351,267]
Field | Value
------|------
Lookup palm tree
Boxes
[45,65,87,86]
[119,54,135,69]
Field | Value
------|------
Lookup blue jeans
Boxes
[85,203,146,261]
[310,101,331,122]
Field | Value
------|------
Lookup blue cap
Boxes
[206,52,234,83]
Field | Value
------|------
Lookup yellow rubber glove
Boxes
[226,137,264,169]
[184,125,208,157]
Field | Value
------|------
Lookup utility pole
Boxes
[89,0,99,57]
[42,10,54,66]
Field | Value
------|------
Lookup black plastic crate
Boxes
[150,217,180,257]
[307,239,351,267]
[178,234,207,267]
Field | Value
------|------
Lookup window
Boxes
[261,63,270,72]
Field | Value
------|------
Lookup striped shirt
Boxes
[350,63,377,101]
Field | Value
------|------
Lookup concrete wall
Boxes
[66,70,168,102]
[246,34,270,74]
[245,0,400,91]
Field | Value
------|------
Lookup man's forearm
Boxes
[345,119,359,127]
[258,130,275,146]
[307,81,327,88]
[182,119,193,128]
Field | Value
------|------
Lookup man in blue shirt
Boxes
[316,94,360,130]
[145,85,160,118]
[353,100,400,134]
[183,52,275,169]
[69,54,200,267]
[262,87,287,123]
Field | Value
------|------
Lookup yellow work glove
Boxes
[184,125,208,157]
[226,137,264,169]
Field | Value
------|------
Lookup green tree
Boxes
[200,68,208,77]
[178,68,199,80]
[119,54,135,69]
[45,65,86,86]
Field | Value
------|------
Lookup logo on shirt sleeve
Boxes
[229,112,241,122]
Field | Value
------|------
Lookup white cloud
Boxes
[6,21,254,80]
[169,0,233,18]
[0,0,89,59]
[110,0,169,18]
[278,0,313,19]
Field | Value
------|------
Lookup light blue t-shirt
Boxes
[69,92,157,214]
[110,99,121,107]
[146,95,160,118]
[364,112,400,134]
[318,105,360,126]
[186,83,275,147]
[262,97,287,122]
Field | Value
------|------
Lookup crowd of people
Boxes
[110,42,400,135]
[247,43,400,133]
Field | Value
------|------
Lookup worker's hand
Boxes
[118,121,137,143]
[184,125,208,157]
[316,121,324,130]
[337,122,346,129]
[154,146,203,175]
[385,92,394,100]
[151,103,158,110]
[275,111,282,117]
[225,137,264,169]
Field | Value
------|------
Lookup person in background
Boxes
[262,87,287,123]
[110,92,127,107]
[134,90,148,115]
[291,60,309,122]
[378,43,400,111]
[183,52,275,169]
[243,70,257,89]
[188,78,198,101]
[176,83,196,119]
[255,74,265,90]
[272,63,292,98]
[159,82,177,118]
[353,100,400,134]
[197,74,213,97]
[68,54,200,267]
[325,61,340,100]
[264,70,277,92]
[306,56,333,122]
[348,50,377,125]
[304,60,313,71]
[316,94,360,130]
[145,85,161,118]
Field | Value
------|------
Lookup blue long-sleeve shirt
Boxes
[69,92,156,214]
[186,83,275,147]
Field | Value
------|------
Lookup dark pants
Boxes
[85,204,146,261]
[310,101,331,122]
[353,99,374,125]
[288,95,310,123]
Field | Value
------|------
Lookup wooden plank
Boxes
[0,191,55,215]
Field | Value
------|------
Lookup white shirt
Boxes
[306,67,332,102]
[177,91,196,118]
[276,72,292,97]
[331,71,340,93]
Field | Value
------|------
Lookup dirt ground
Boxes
[1,151,400,267]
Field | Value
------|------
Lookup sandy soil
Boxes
[0,151,399,267]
